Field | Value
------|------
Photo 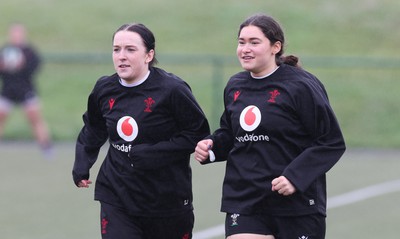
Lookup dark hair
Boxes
[113,23,158,67]
[238,13,300,67]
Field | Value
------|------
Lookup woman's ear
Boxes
[273,41,282,55]
[146,49,155,63]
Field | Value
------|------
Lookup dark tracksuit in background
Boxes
[0,44,41,103]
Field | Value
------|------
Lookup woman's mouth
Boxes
[242,56,254,61]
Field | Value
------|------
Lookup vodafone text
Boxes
[236,133,270,143]
[112,143,132,153]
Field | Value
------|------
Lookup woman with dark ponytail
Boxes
[195,13,345,239]
[73,23,210,239]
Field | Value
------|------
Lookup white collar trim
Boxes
[119,71,150,87]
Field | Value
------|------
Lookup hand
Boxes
[271,176,296,196]
[77,179,92,188]
[194,139,213,163]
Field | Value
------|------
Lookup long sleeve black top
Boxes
[208,64,345,216]
[73,67,210,217]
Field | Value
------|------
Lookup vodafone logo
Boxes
[116,116,138,142]
[239,105,261,132]
[237,105,269,143]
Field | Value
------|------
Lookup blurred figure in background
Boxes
[0,23,52,155]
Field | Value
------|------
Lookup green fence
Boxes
[2,52,394,145]
[43,52,400,134]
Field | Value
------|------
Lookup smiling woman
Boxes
[194,13,346,239]
[72,23,210,239]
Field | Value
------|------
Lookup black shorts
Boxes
[1,89,36,104]
[100,202,194,239]
[225,213,326,239]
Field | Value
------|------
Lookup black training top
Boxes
[73,67,210,217]
[0,44,41,103]
[208,63,346,216]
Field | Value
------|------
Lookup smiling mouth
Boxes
[119,64,130,68]
[241,57,254,63]
[242,56,254,60]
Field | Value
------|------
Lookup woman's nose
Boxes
[241,44,251,53]
[118,51,127,59]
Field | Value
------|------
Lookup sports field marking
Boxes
[192,179,400,239]
[327,179,400,209]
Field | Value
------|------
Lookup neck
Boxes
[120,70,150,87]
[251,64,279,78]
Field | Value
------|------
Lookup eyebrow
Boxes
[238,37,262,41]
[113,44,138,48]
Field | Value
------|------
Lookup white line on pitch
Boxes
[193,179,400,239]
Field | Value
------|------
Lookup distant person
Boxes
[72,23,210,239]
[0,23,52,154]
[195,13,346,239]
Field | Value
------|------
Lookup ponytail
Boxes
[279,55,301,68]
